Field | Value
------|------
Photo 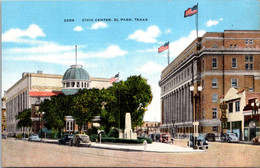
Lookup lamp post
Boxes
[190,85,202,149]
[35,111,45,137]
[251,99,259,139]
[251,99,259,117]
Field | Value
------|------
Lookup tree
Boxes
[40,94,73,137]
[72,88,104,133]
[106,75,153,129]
[16,108,33,136]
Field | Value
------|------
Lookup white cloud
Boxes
[219,18,223,21]
[81,45,128,58]
[136,61,164,74]
[73,26,84,31]
[89,21,108,29]
[127,25,161,43]
[2,24,45,42]
[206,20,219,27]
[169,30,206,58]
[3,44,127,66]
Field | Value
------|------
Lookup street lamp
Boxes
[251,99,259,117]
[190,85,202,149]
[251,99,259,139]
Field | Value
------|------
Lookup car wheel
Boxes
[227,139,230,143]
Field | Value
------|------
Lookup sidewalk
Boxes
[35,138,203,153]
[90,142,204,153]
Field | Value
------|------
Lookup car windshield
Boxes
[229,133,236,137]
[79,135,88,138]
[68,135,74,138]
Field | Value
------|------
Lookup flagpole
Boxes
[196,3,199,38]
[168,42,170,65]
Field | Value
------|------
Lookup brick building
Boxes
[159,30,260,139]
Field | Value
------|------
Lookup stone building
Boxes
[5,64,111,136]
[135,121,161,137]
[159,30,260,139]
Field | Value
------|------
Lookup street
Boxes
[2,139,260,167]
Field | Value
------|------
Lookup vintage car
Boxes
[69,134,91,147]
[189,134,208,149]
[205,133,216,142]
[160,133,174,143]
[58,134,74,145]
[28,134,41,142]
[221,133,239,143]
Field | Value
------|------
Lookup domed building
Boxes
[61,63,113,133]
[62,64,91,95]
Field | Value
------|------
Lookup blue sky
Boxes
[2,0,259,122]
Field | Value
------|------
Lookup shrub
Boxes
[89,134,98,142]
[137,137,153,144]
[101,137,146,144]
[87,127,98,135]
[16,134,23,139]
[107,129,119,138]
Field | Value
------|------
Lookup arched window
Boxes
[72,82,75,87]
[84,82,86,88]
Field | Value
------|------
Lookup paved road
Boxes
[2,139,260,167]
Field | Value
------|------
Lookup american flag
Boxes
[110,73,119,84]
[184,5,198,17]
[158,42,169,53]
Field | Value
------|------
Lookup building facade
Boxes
[5,65,112,136]
[159,30,260,139]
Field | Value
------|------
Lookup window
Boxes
[77,82,80,88]
[202,95,205,104]
[212,78,218,88]
[213,44,218,48]
[202,60,204,71]
[212,58,217,68]
[213,126,218,132]
[245,39,248,45]
[202,109,205,119]
[71,82,75,87]
[212,108,217,119]
[234,44,237,48]
[245,55,253,62]
[229,102,233,113]
[229,44,233,48]
[202,79,204,88]
[235,101,240,112]
[212,94,218,102]
[245,63,253,70]
[232,58,237,68]
[249,39,253,44]
[231,79,238,88]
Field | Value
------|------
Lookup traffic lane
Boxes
[2,140,174,167]
[2,139,260,167]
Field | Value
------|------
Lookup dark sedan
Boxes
[205,133,216,142]
[58,134,74,145]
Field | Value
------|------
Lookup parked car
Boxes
[2,134,7,139]
[205,133,216,142]
[58,134,74,145]
[28,134,41,142]
[221,133,238,143]
[160,133,174,143]
[69,134,91,147]
[252,135,260,145]
[189,134,208,149]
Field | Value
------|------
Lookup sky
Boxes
[1,0,260,122]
